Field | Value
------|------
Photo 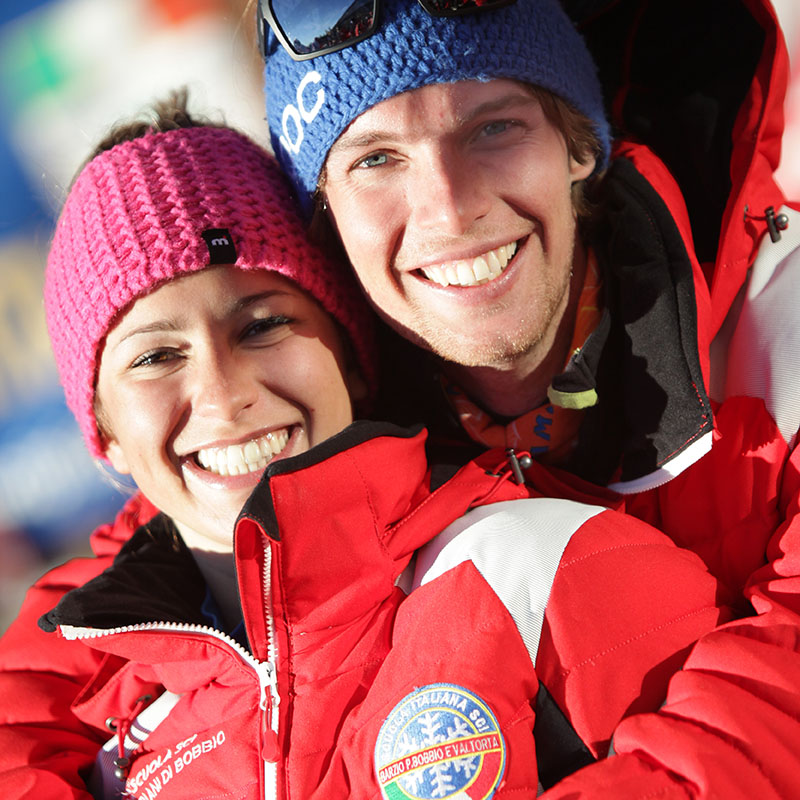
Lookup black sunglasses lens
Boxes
[420,0,514,15]
[268,0,377,57]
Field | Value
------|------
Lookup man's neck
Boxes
[443,242,588,419]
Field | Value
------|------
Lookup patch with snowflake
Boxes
[374,683,506,799]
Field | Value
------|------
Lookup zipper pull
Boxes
[257,661,280,763]
[506,448,533,485]
[261,711,280,762]
[108,693,152,780]
[744,204,790,243]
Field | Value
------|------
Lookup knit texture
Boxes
[45,125,375,459]
[264,0,610,214]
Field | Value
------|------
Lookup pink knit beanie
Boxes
[45,125,376,460]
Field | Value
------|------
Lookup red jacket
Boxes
[536,1,800,796]
[0,423,727,798]
[367,2,800,796]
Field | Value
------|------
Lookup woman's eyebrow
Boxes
[114,319,181,345]
[114,291,292,345]
[233,289,290,312]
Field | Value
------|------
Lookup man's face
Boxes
[323,79,595,370]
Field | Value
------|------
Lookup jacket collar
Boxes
[567,155,714,492]
[40,513,208,634]
[234,421,531,661]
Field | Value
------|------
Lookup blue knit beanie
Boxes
[263,0,610,216]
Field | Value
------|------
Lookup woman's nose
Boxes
[191,348,259,421]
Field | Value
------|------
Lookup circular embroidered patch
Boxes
[374,683,506,800]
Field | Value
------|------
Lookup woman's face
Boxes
[95,266,362,552]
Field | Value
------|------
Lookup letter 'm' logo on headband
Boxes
[202,228,237,265]
[280,70,325,155]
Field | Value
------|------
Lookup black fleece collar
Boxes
[39,514,208,633]
[567,156,713,486]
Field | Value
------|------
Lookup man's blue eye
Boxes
[482,120,513,137]
[357,152,388,168]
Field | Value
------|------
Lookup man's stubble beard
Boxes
[410,257,575,371]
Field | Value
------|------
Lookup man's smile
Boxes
[417,240,519,288]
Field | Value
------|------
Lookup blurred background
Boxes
[0,0,265,633]
[0,0,799,635]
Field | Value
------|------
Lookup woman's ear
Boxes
[95,400,132,474]
[103,436,132,476]
[98,425,131,475]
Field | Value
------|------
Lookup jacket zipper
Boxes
[260,539,281,800]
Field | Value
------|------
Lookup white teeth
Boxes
[472,256,491,282]
[243,441,260,462]
[196,429,290,476]
[420,241,518,287]
[227,447,245,468]
[425,265,447,286]
[456,261,474,285]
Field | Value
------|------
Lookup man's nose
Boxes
[409,147,490,235]
[192,348,258,421]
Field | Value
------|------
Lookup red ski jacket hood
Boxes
[567,0,790,328]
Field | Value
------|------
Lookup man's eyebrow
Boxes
[329,130,407,155]
[329,90,539,155]
[457,91,541,123]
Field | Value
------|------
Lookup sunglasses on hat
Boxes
[258,0,517,61]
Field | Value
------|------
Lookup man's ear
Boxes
[103,437,132,476]
[570,151,596,183]
[347,367,369,408]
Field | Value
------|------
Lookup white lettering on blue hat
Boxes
[279,70,325,155]
[265,0,611,207]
